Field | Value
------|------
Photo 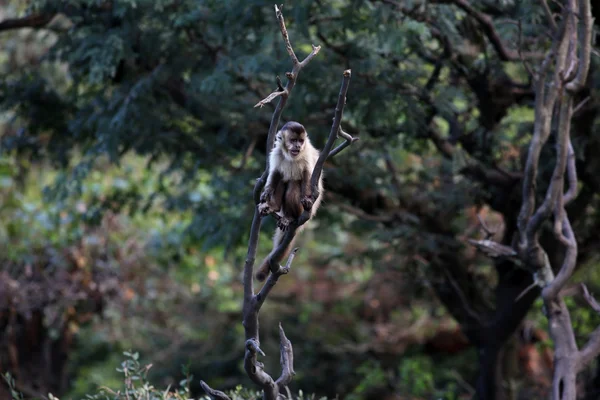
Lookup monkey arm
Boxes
[260,169,283,203]
[300,168,313,211]
[259,170,284,216]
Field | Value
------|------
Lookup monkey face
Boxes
[286,131,305,157]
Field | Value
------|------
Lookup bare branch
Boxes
[256,248,298,309]
[0,14,55,32]
[581,284,600,314]
[254,90,287,108]
[518,9,571,252]
[275,4,299,66]
[441,267,483,324]
[200,381,232,400]
[542,0,559,31]
[572,95,590,115]
[563,141,578,204]
[512,2,597,396]
[299,69,354,226]
[578,326,600,371]
[566,0,593,92]
[299,44,323,68]
[275,323,295,387]
[467,239,518,260]
[328,127,359,158]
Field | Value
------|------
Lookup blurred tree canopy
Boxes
[1,1,600,399]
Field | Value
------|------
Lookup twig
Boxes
[566,0,592,92]
[467,239,518,260]
[275,323,295,387]
[254,77,286,108]
[441,267,483,324]
[275,4,299,66]
[328,127,359,158]
[254,90,287,108]
[200,381,232,400]
[256,248,298,308]
[581,284,600,314]
[542,0,559,31]
[572,96,590,115]
[300,70,353,226]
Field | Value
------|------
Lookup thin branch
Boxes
[299,69,353,226]
[0,14,55,32]
[440,0,545,61]
[275,323,295,387]
[581,284,600,314]
[578,326,600,371]
[254,90,287,108]
[566,0,593,92]
[542,0,559,31]
[275,4,299,66]
[328,127,359,158]
[200,381,232,400]
[254,76,287,108]
[563,141,578,204]
[256,248,298,309]
[441,267,484,324]
[467,239,518,259]
[572,95,590,115]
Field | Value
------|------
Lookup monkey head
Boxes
[279,121,307,159]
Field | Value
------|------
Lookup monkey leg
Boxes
[255,228,299,282]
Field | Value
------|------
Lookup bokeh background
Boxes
[1,1,600,399]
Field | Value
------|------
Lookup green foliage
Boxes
[3,373,24,400]
[2,1,599,399]
[7,353,331,400]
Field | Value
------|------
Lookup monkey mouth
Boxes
[290,149,300,157]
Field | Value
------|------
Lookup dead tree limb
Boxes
[468,1,595,399]
[201,5,356,400]
[200,381,232,400]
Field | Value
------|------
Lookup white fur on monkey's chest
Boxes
[278,156,307,181]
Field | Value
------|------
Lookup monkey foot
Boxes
[277,217,293,231]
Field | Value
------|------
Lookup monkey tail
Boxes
[255,228,297,282]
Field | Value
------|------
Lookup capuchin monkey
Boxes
[256,121,323,281]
